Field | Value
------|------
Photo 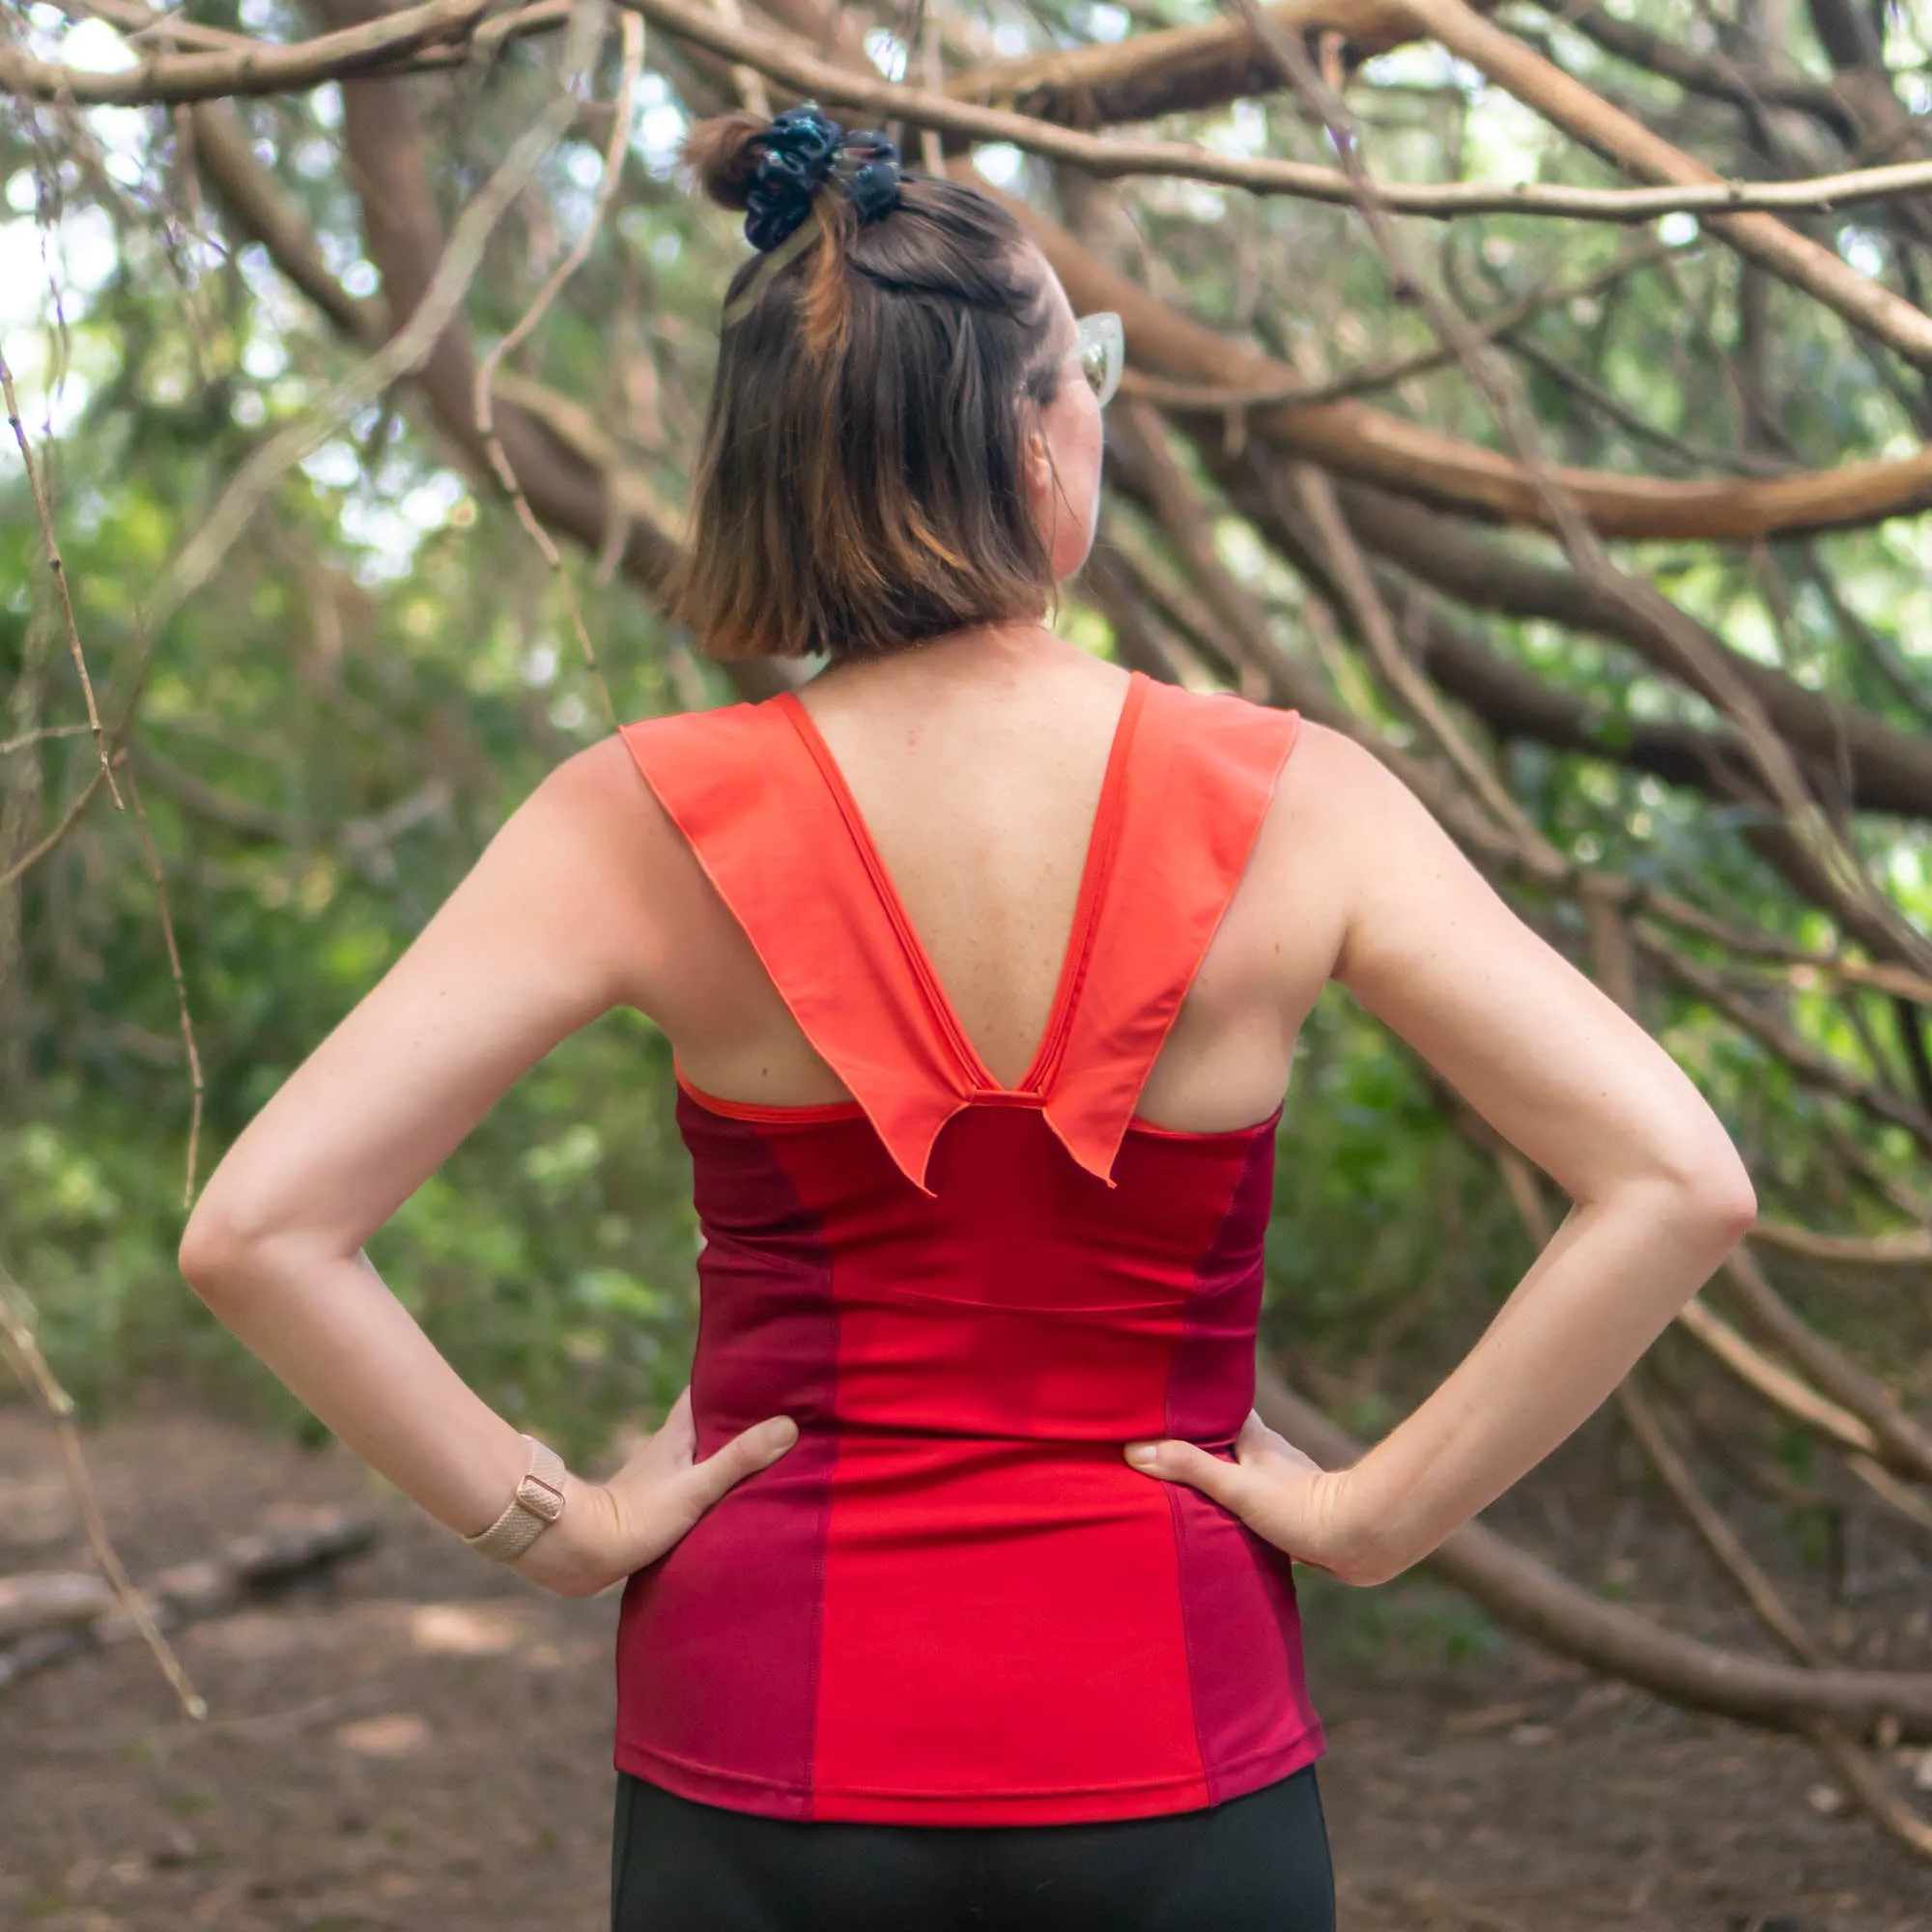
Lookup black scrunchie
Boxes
[835,130,902,225]
[743,103,902,252]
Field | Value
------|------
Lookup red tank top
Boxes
[611,669,1323,1825]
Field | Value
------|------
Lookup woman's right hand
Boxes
[514,1386,799,1599]
[1123,1408,1378,1585]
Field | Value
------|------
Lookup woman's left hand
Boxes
[1122,1408,1369,1583]
[511,1386,799,1599]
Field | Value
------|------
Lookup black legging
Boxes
[611,1763,1337,1931]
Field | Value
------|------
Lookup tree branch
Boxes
[3,0,493,103]
[1399,0,1932,372]
[1257,1366,1932,1739]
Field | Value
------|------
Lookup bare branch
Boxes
[608,0,1932,226]
[1532,0,1856,136]
[1120,235,1682,412]
[472,4,642,733]
[122,763,205,1209]
[0,753,114,893]
[987,179,1932,542]
[1399,0,1932,372]
[0,0,492,104]
[1257,1365,1932,1739]
[1617,1370,1828,1665]
[1328,481,1932,824]
[145,0,608,645]
[1635,923,1932,1152]
[1748,1220,1932,1265]
[1719,1245,1932,1487]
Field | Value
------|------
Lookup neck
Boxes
[813,619,1077,697]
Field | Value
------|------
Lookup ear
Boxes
[1023,424,1055,496]
[1022,424,1061,545]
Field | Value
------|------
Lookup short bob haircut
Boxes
[675,113,1063,663]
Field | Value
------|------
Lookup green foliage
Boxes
[1296,1565,1505,1675]
[0,323,717,1454]
[1264,987,1534,1413]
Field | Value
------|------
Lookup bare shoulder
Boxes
[1274,718,1482,888]
[528,728,665,829]
[1231,718,1446,980]
[1273,717,1427,829]
[513,727,704,880]
[473,730,716,1006]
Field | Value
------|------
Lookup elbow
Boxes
[179,1191,349,1305]
[1658,1148,1758,1256]
[178,1194,279,1306]
[177,1206,243,1304]
[1711,1167,1759,1245]
[1335,1548,1404,1590]
[1592,1137,1757,1270]
[1688,1144,1758,1245]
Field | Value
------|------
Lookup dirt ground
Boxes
[1,1405,1926,1932]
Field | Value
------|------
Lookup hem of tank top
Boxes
[673,1065,1285,1142]
[611,1719,1325,1816]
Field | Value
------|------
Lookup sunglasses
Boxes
[1069,311,1124,410]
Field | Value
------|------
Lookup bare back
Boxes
[615,638,1343,1135]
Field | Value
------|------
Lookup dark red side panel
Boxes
[612,1103,839,1815]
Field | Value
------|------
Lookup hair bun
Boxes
[682,110,769,213]
[687,105,905,253]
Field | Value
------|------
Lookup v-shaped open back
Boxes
[772,672,1148,1101]
[619,673,1300,1193]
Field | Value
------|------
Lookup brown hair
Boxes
[674,112,1064,662]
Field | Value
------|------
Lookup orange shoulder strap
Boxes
[1037,681,1300,1184]
[617,700,973,1195]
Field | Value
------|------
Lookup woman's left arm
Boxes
[177,735,797,1599]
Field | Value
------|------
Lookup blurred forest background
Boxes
[6,0,1932,1898]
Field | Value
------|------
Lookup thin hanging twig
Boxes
[121,762,206,1209]
[0,1270,207,1719]
[0,341,122,810]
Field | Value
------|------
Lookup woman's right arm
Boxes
[173,735,797,1600]
[1127,722,1757,1585]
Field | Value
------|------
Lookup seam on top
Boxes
[674,1064,867,1123]
[675,1070,1284,1145]
[1161,1137,1275,1807]
[1163,1479,1213,1804]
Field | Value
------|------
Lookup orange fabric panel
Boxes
[1042,683,1301,1181]
[619,701,971,1194]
